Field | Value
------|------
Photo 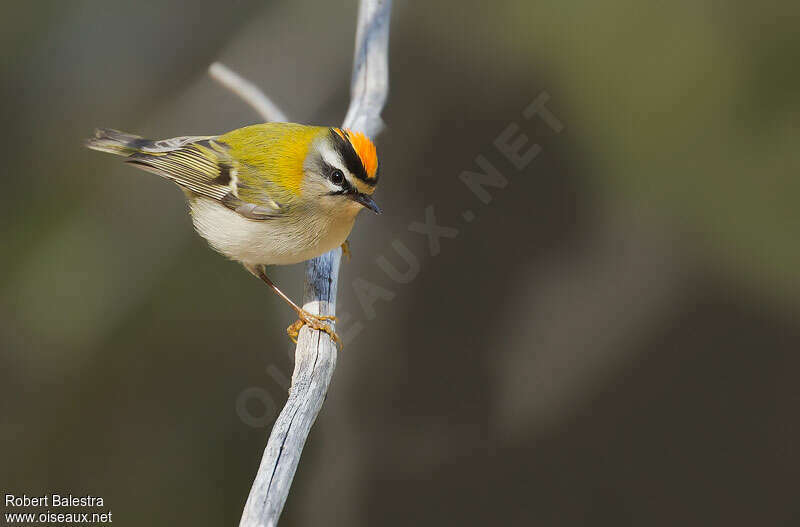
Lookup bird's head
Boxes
[302,127,381,216]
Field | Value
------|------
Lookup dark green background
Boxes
[2,1,799,525]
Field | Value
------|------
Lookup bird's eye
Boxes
[330,169,345,185]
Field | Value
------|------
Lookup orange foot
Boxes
[341,240,351,262]
[287,310,341,349]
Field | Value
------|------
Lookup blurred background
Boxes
[2,0,799,525]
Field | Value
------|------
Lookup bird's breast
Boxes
[189,197,355,266]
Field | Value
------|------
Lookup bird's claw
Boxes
[340,240,351,262]
[287,310,341,349]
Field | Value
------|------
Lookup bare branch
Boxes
[342,0,391,135]
[233,1,392,526]
[209,62,289,123]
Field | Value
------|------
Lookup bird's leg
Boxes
[340,240,351,262]
[244,264,340,347]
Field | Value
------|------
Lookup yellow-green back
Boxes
[220,123,328,200]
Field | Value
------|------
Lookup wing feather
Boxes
[124,139,281,219]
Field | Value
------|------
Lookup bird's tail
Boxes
[86,128,215,158]
[85,128,150,156]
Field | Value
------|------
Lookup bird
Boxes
[86,122,381,346]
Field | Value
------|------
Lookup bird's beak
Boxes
[350,192,382,214]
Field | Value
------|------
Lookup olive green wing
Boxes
[87,128,282,220]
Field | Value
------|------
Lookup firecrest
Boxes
[86,122,381,346]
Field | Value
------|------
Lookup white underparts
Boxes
[190,197,356,266]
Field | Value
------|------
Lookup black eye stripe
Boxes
[320,161,351,192]
[328,128,377,186]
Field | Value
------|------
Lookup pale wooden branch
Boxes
[342,0,391,134]
[209,62,289,123]
[212,1,392,526]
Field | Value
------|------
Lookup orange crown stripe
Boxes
[342,129,378,179]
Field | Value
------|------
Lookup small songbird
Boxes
[86,123,381,346]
